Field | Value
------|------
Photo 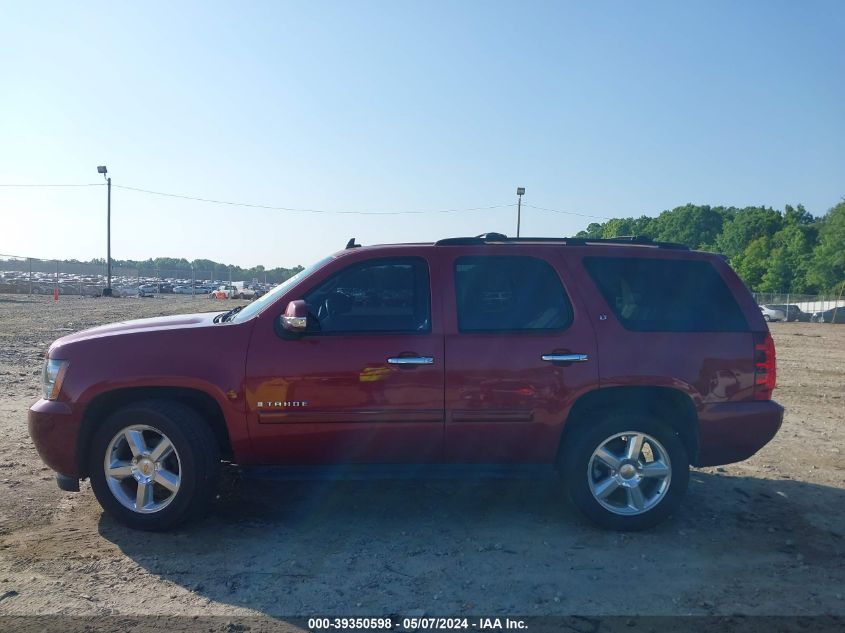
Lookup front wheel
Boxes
[88,400,220,531]
[561,413,689,531]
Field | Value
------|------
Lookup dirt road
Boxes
[0,295,843,617]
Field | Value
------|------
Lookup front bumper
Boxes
[28,399,83,478]
[695,400,784,467]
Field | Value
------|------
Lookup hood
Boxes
[50,312,220,349]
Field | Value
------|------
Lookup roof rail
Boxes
[434,232,508,246]
[594,235,689,250]
[433,233,689,250]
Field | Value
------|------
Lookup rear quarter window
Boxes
[583,256,748,332]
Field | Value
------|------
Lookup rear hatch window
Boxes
[584,256,748,332]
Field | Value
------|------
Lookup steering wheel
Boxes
[317,292,353,322]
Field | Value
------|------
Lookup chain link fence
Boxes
[0,255,276,298]
[752,293,845,320]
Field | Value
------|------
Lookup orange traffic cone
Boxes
[53,287,58,301]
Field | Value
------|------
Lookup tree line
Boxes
[575,200,845,294]
[36,256,306,285]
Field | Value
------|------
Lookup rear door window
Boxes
[455,256,573,332]
[584,257,748,332]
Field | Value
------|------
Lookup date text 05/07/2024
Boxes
[307,618,528,630]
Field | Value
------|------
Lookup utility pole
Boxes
[107,175,111,293]
[516,187,525,237]
[97,166,112,296]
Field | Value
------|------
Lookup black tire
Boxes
[561,412,689,531]
[88,399,220,531]
[763,314,770,322]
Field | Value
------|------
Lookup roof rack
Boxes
[434,233,689,250]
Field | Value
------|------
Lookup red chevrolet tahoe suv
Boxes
[29,233,783,531]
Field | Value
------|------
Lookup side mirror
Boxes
[281,300,308,333]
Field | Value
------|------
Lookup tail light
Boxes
[753,332,777,400]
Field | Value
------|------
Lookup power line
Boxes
[0,181,514,215]
[114,184,515,216]
[523,204,612,221]
[0,183,104,187]
[3,181,612,219]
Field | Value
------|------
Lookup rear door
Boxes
[441,247,599,463]
[578,251,757,403]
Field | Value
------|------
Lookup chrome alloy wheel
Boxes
[103,424,181,514]
[587,431,672,516]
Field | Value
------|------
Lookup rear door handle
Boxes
[541,353,590,363]
[387,356,434,365]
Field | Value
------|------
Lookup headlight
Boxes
[42,359,69,400]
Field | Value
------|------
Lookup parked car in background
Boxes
[813,307,845,323]
[764,304,808,322]
[759,305,785,322]
[102,287,127,298]
[210,283,255,300]
[138,284,157,298]
[209,285,234,299]
[230,282,256,299]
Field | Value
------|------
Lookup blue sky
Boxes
[1,1,843,268]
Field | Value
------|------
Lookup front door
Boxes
[245,254,444,464]
[441,249,598,462]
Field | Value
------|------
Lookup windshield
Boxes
[230,256,334,323]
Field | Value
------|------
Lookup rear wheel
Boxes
[88,400,219,531]
[562,413,689,531]
[763,314,771,322]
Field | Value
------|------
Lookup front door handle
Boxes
[387,356,434,365]
[541,353,590,363]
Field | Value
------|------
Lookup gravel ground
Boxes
[0,294,843,618]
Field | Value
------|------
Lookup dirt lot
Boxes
[0,294,843,618]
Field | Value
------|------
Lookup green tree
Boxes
[714,206,783,262]
[734,236,772,290]
[601,218,638,238]
[758,248,790,293]
[783,204,815,226]
[575,222,604,239]
[769,222,817,292]
[808,201,845,292]
[649,204,725,249]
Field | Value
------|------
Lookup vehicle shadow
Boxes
[97,468,845,617]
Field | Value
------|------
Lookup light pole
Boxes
[516,187,525,237]
[97,166,112,296]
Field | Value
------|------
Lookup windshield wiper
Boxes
[217,305,244,323]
